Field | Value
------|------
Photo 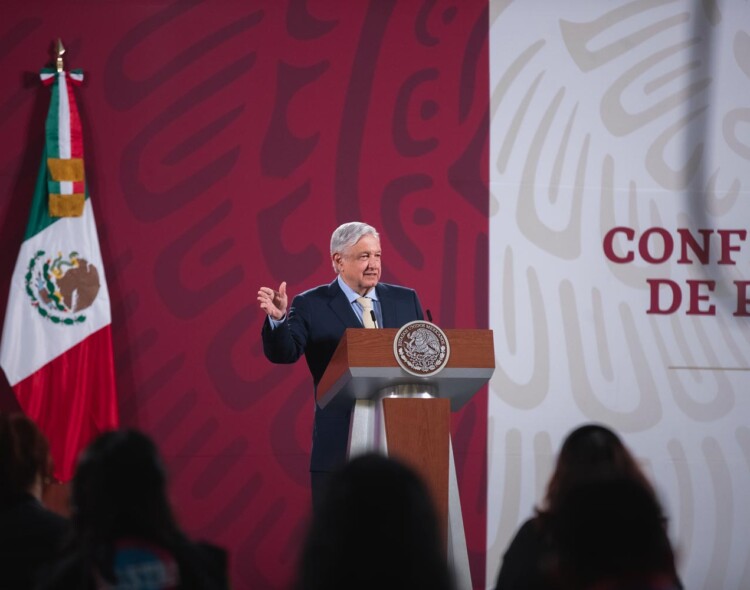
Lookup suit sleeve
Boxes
[261,294,311,364]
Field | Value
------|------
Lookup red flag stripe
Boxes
[12,325,119,481]
[64,74,84,160]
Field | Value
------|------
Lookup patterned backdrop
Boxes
[0,1,489,589]
[488,2,750,589]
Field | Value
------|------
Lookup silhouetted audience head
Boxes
[553,477,679,589]
[540,423,654,518]
[492,423,681,590]
[37,428,228,590]
[72,428,177,546]
[0,412,69,590]
[541,424,680,589]
[0,411,53,502]
[295,453,454,590]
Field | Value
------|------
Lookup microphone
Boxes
[426,309,433,323]
[370,309,379,328]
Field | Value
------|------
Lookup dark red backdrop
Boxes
[0,1,489,588]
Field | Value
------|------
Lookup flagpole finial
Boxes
[55,39,65,73]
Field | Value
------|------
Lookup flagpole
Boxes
[55,38,65,73]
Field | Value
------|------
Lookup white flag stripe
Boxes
[0,200,110,385]
[57,73,71,159]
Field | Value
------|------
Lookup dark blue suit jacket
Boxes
[262,279,423,471]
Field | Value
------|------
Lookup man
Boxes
[258,222,424,505]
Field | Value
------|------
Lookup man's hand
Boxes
[257,281,288,321]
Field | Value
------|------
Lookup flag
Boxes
[0,66,118,481]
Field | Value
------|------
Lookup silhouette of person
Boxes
[36,429,228,590]
[0,412,69,590]
[493,423,680,590]
[294,452,454,590]
[553,476,681,589]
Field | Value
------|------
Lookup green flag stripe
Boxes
[46,75,61,159]
[24,146,60,240]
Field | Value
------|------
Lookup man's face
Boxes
[334,234,382,295]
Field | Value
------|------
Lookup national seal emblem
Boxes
[393,320,450,377]
[24,250,100,325]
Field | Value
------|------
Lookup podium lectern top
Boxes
[317,328,494,411]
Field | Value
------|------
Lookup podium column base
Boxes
[448,438,471,590]
[347,398,387,458]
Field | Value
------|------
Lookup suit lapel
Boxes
[376,283,396,328]
[327,280,361,327]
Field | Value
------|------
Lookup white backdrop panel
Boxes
[488,1,750,589]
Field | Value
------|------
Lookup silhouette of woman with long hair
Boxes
[493,423,680,590]
[37,429,228,590]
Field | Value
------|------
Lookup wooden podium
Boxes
[317,327,495,590]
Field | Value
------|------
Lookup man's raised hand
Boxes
[257,281,288,321]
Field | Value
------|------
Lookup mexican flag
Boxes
[0,67,118,481]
